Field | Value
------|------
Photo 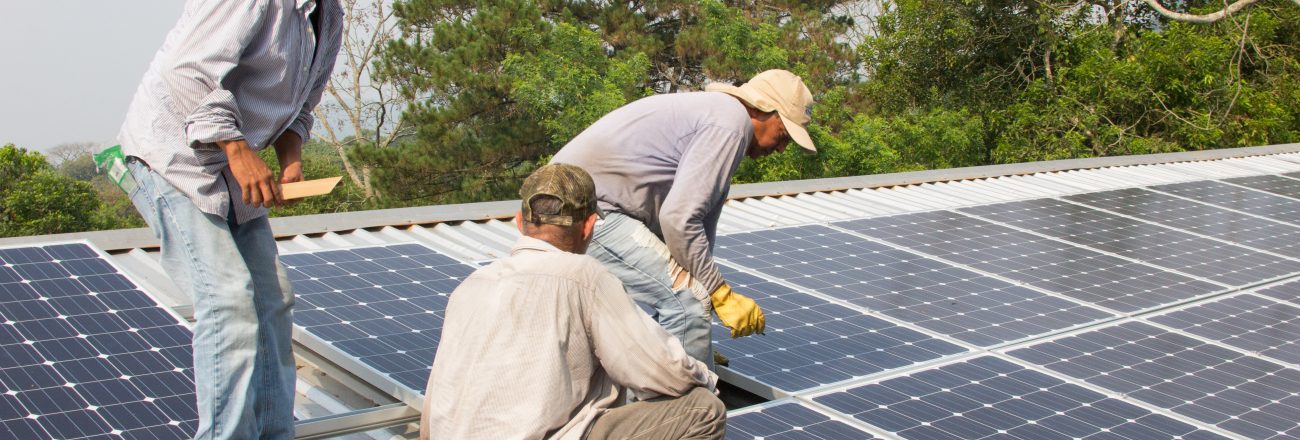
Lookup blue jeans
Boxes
[127,160,296,440]
[587,212,713,366]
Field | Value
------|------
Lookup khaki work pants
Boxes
[586,387,726,439]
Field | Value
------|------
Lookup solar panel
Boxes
[0,243,196,439]
[1151,294,1300,364]
[712,264,965,393]
[282,243,476,396]
[959,198,1300,286]
[836,210,1221,313]
[1064,187,1300,259]
[716,226,1112,347]
[1223,174,1300,200]
[725,400,881,440]
[1149,180,1300,225]
[813,355,1226,440]
[1008,321,1300,439]
[1257,278,1300,305]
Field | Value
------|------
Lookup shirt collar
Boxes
[298,0,316,12]
[511,235,564,256]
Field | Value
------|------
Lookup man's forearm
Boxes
[273,131,303,166]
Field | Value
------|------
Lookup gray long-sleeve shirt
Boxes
[551,92,752,292]
[118,0,342,224]
[421,236,716,440]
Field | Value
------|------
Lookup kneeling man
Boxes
[422,163,724,440]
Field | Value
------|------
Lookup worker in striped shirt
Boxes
[116,1,343,438]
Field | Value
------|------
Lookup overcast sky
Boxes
[0,1,184,151]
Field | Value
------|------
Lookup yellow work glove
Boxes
[710,283,765,338]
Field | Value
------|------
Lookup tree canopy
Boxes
[362,0,1298,204]
[0,144,134,237]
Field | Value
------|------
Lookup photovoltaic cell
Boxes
[725,400,880,440]
[1224,174,1300,200]
[1149,180,1300,225]
[712,264,964,392]
[1151,294,1300,364]
[1064,187,1300,259]
[1009,321,1300,439]
[0,243,196,439]
[960,198,1300,286]
[716,226,1112,347]
[282,243,476,392]
[814,356,1225,440]
[837,210,1220,313]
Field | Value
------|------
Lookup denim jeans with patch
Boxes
[127,159,296,440]
[586,212,713,366]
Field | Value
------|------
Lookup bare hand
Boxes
[221,139,281,208]
[279,160,304,207]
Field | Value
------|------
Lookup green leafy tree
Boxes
[361,0,553,204]
[355,0,1296,208]
[505,22,652,143]
[0,144,119,237]
[2,172,101,236]
[859,0,1298,165]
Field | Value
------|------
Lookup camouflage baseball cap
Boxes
[519,163,599,226]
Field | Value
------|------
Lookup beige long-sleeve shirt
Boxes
[421,236,717,440]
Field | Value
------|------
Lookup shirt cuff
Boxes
[184,90,244,148]
[286,112,314,143]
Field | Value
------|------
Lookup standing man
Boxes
[423,164,724,440]
[117,0,342,438]
[551,69,817,365]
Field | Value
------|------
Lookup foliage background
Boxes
[2,0,1297,237]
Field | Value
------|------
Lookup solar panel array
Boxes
[1151,179,1300,224]
[1009,321,1300,439]
[705,174,1300,438]
[964,197,1300,286]
[711,264,964,392]
[0,243,197,439]
[1064,187,1300,259]
[838,209,1221,312]
[715,226,1113,347]
[9,172,1300,438]
[724,400,882,440]
[813,356,1227,440]
[281,243,476,394]
[1151,293,1300,364]
[1225,174,1300,199]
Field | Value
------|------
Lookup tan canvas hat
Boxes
[518,163,599,226]
[705,69,816,152]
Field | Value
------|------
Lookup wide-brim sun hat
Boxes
[705,69,816,152]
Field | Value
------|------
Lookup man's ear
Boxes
[514,211,525,234]
[582,213,598,241]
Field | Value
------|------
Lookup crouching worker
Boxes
[421,163,725,440]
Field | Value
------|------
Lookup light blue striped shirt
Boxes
[118,0,342,224]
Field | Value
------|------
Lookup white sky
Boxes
[0,1,184,151]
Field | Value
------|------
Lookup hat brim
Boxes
[779,114,816,152]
